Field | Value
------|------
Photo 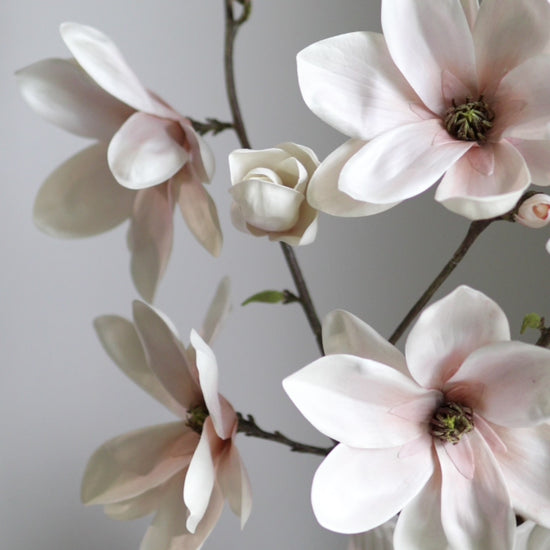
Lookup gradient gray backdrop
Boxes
[2,1,549,549]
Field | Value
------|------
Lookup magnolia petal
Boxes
[449,341,550,427]
[128,184,174,303]
[474,0,550,93]
[437,433,514,550]
[60,22,175,119]
[217,440,253,528]
[284,355,436,448]
[297,31,423,140]
[405,285,510,390]
[307,140,400,217]
[278,142,320,177]
[460,0,479,31]
[322,309,407,375]
[181,123,215,184]
[33,143,135,238]
[267,200,318,246]
[189,330,235,440]
[199,277,231,346]
[132,301,201,409]
[16,58,133,140]
[94,315,186,417]
[229,148,289,184]
[81,422,195,505]
[382,0,476,116]
[511,139,550,186]
[312,441,434,533]
[103,480,168,520]
[348,520,396,550]
[176,170,223,257]
[339,119,471,204]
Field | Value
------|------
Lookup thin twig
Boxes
[536,327,550,348]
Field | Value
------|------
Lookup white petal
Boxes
[278,142,320,176]
[103,480,168,520]
[512,140,550,187]
[199,277,231,346]
[267,198,319,246]
[229,148,289,184]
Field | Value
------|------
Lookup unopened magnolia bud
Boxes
[515,194,550,228]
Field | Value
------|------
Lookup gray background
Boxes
[1,1,548,549]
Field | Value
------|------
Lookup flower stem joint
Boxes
[429,401,474,444]
[186,404,209,434]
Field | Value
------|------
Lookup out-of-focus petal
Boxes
[199,277,231,346]
[190,330,235,440]
[128,184,174,303]
[322,309,407,375]
[33,143,135,238]
[81,422,195,505]
[103,480,167,520]
[16,58,133,140]
[437,432,514,550]
[94,315,186,418]
[284,355,438,448]
[460,0,479,31]
[348,519,396,550]
[339,120,471,204]
[132,301,201,409]
[181,123,214,184]
[60,22,175,119]
[382,0,476,115]
[311,441,434,533]
[307,140,399,217]
[448,342,550,427]
[176,170,223,257]
[297,31,423,140]
[108,112,189,189]
[512,140,550,187]
[405,285,510,390]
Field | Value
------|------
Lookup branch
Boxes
[188,117,234,136]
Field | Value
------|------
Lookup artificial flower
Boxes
[16,22,221,302]
[82,278,252,549]
[515,521,550,550]
[298,0,550,220]
[284,286,550,550]
[229,143,319,245]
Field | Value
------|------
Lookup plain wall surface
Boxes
[2,1,549,549]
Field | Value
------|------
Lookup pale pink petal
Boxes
[199,277,231,346]
[181,123,214,184]
[176,170,223,257]
[217,440,253,528]
[283,355,438,448]
[189,330,235,440]
[382,0,477,115]
[16,58,133,140]
[474,0,550,93]
[491,424,550,526]
[297,32,424,140]
[394,469,449,550]
[460,0,479,31]
[339,120,472,204]
[132,301,201,409]
[437,432,514,550]
[103,480,168,520]
[128,184,174,303]
[108,112,189,189]
[405,285,510,390]
[322,309,407,375]
[307,140,400,217]
[33,143,135,238]
[442,437,475,480]
[94,315,187,418]
[511,139,550,186]
[81,422,196,505]
[59,22,175,119]
[448,342,550,427]
[311,441,434,533]
[436,141,530,219]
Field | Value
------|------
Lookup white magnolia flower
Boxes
[229,143,319,245]
[515,521,550,550]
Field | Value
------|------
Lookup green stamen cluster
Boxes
[186,404,209,434]
[444,97,494,142]
[429,401,474,444]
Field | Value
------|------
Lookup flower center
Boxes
[429,401,474,444]
[186,404,209,434]
[444,97,494,142]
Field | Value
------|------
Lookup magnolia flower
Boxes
[284,286,550,550]
[348,518,396,550]
[515,194,550,228]
[515,521,550,550]
[82,279,252,549]
[16,22,221,302]
[229,143,319,245]
[299,0,550,220]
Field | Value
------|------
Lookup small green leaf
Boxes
[242,290,286,306]
[521,313,543,334]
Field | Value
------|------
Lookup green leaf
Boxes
[521,313,543,334]
[241,290,286,306]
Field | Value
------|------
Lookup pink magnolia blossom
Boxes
[16,22,221,302]
[82,279,252,549]
[515,194,550,229]
[284,286,550,550]
[299,0,550,220]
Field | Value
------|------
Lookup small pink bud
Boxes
[515,194,550,229]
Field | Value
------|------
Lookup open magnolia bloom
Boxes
[515,521,550,550]
[16,22,221,302]
[82,279,252,549]
[229,143,319,246]
[284,286,550,550]
[299,0,550,220]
